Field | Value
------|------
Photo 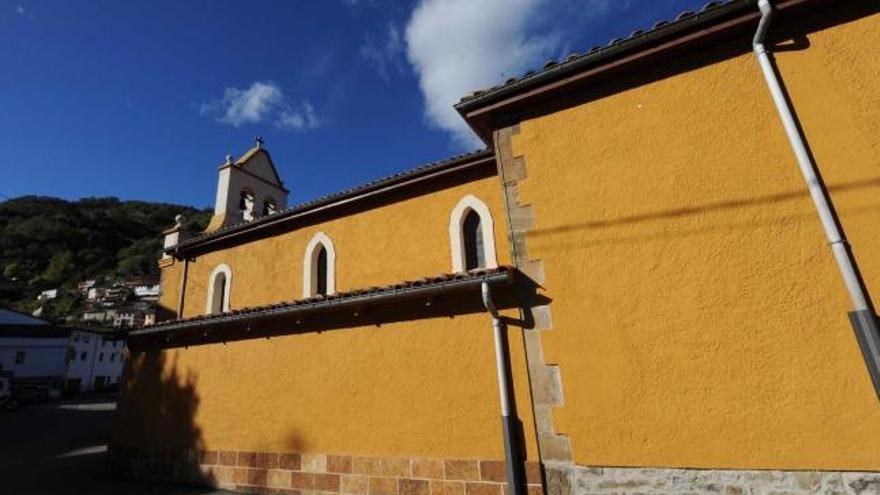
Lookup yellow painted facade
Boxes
[115,3,880,492]
[119,174,541,461]
[175,177,509,318]
[510,11,880,470]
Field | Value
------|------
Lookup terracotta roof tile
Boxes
[172,148,493,252]
[140,266,514,332]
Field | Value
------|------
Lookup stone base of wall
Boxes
[543,463,880,495]
[107,446,543,495]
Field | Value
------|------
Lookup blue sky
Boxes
[1,0,710,209]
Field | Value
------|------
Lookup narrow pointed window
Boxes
[449,195,497,273]
[206,264,232,315]
[315,245,328,296]
[210,272,226,314]
[303,233,336,298]
[463,210,485,270]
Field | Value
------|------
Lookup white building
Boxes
[133,284,160,299]
[65,330,125,392]
[37,289,58,301]
[0,308,126,393]
[0,309,68,382]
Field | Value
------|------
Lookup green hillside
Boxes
[0,196,210,317]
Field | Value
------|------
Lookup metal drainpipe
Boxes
[753,0,880,397]
[177,256,189,319]
[481,282,526,495]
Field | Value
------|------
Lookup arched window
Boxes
[449,195,497,272]
[262,197,278,216]
[462,209,485,270]
[239,190,255,221]
[206,264,232,315]
[303,232,336,297]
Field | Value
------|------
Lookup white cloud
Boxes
[405,0,560,148]
[15,4,31,16]
[360,22,405,82]
[279,101,320,131]
[200,81,319,132]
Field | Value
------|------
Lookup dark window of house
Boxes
[81,352,87,361]
[14,351,25,364]
[99,353,104,362]
[463,209,485,270]
[110,353,116,362]
[316,245,328,296]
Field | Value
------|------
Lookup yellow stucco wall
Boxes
[125,174,539,460]
[511,12,880,470]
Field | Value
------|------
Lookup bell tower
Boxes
[205,137,289,233]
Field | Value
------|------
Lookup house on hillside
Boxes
[114,2,880,494]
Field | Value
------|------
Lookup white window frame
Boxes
[449,194,498,272]
[206,263,233,315]
[303,232,336,298]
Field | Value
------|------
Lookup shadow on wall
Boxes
[529,176,880,250]
[108,349,214,487]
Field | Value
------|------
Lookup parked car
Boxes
[0,377,17,411]
[11,385,48,405]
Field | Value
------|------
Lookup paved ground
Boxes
[0,393,232,495]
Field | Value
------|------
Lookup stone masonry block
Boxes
[400,479,431,495]
[328,455,354,474]
[479,461,506,483]
[354,457,383,476]
[220,451,238,466]
[465,482,502,495]
[369,477,399,495]
[341,474,369,494]
[412,458,444,480]
[238,452,257,468]
[382,457,412,477]
[444,460,480,481]
[267,469,292,489]
[430,481,465,495]
[280,453,302,471]
[302,453,328,473]
[291,472,315,490]
[256,453,279,469]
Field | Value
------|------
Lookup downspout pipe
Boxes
[481,282,526,495]
[753,0,880,398]
[177,255,189,319]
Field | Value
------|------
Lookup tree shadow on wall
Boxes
[107,349,219,491]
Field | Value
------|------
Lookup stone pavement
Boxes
[0,393,233,495]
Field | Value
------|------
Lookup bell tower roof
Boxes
[218,137,287,192]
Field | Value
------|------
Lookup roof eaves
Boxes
[169,148,493,255]
[129,266,515,340]
[454,0,750,113]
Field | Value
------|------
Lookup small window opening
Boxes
[315,245,328,296]
[14,351,25,364]
[239,190,255,221]
[262,199,278,216]
[463,209,485,270]
[210,272,227,315]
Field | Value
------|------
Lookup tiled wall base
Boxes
[108,447,543,495]
[543,463,880,495]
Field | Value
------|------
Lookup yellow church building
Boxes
[114,1,880,494]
